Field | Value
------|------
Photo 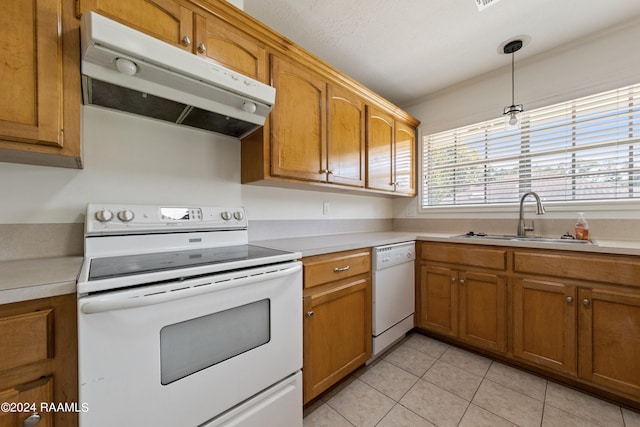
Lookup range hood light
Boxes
[115,58,137,76]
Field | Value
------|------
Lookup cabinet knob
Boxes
[334,265,350,272]
[306,311,314,318]
[23,413,41,427]
[182,36,191,46]
[450,277,456,283]
[197,43,207,54]
[566,296,573,303]
[582,299,591,306]
[459,279,465,285]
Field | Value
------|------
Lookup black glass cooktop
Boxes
[88,245,292,281]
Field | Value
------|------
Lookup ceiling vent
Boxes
[475,0,502,12]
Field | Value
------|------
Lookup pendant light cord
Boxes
[511,52,515,106]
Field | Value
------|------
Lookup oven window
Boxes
[160,299,270,385]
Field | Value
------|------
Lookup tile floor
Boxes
[303,333,640,427]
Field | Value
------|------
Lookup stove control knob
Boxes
[95,209,113,222]
[221,211,232,221]
[118,209,135,222]
[233,211,244,220]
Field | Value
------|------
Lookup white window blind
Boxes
[422,83,640,208]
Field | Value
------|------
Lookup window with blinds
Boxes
[422,83,640,208]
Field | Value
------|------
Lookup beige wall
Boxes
[395,16,640,230]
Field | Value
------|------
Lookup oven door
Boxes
[78,261,302,427]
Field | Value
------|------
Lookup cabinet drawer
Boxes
[420,243,506,271]
[513,251,640,287]
[0,309,53,371]
[303,249,371,289]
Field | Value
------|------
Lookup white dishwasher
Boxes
[371,241,416,358]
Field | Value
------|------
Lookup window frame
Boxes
[419,83,640,214]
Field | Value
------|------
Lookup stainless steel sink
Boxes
[454,234,597,245]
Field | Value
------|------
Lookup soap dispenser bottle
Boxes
[575,212,589,240]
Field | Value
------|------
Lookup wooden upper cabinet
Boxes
[366,106,417,194]
[395,120,416,196]
[194,14,266,82]
[0,0,63,147]
[366,106,395,192]
[270,55,326,182]
[327,85,365,187]
[77,0,194,50]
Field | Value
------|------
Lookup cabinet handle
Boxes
[23,413,41,427]
[320,169,328,174]
[182,36,191,46]
[450,277,456,283]
[459,279,465,285]
[306,311,314,318]
[334,265,350,272]
[197,43,207,53]
[566,296,573,303]
[582,299,591,306]
[328,170,334,175]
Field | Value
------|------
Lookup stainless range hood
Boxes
[80,12,275,138]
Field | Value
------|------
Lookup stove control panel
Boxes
[86,204,248,235]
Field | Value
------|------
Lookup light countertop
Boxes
[3,231,640,305]
[0,256,83,305]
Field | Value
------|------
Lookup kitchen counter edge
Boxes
[0,256,82,305]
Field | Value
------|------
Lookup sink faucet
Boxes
[518,192,545,236]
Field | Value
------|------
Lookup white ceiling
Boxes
[243,0,640,106]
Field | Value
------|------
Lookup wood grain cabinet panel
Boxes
[579,287,640,398]
[302,249,371,404]
[366,107,395,192]
[327,85,365,187]
[0,295,77,427]
[77,0,193,50]
[459,271,506,352]
[512,278,577,375]
[194,13,266,81]
[418,265,458,337]
[269,55,327,182]
[0,0,82,168]
[365,107,417,196]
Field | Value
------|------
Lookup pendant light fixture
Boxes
[503,39,524,130]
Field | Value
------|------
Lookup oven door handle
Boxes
[80,264,301,314]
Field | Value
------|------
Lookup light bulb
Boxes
[115,58,138,76]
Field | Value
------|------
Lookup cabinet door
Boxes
[512,278,577,375]
[0,377,53,427]
[459,271,506,352]
[578,287,640,398]
[303,278,371,403]
[417,265,458,337]
[78,0,193,51]
[366,107,395,192]
[0,0,62,147]
[194,14,266,82]
[270,56,326,182]
[394,121,416,196]
[327,85,365,187]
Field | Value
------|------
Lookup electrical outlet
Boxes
[323,202,330,215]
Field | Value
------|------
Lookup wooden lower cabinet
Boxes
[0,377,53,427]
[512,278,577,375]
[302,249,372,404]
[417,243,507,353]
[418,242,640,407]
[0,294,78,426]
[578,287,640,398]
